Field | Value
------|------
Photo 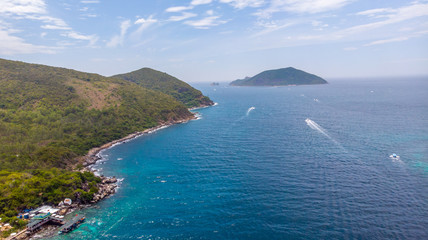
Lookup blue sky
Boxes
[1,0,427,82]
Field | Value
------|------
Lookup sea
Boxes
[49,78,428,240]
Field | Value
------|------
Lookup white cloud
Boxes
[346,3,428,34]
[166,6,194,12]
[135,17,158,25]
[133,16,158,36]
[356,8,395,17]
[256,0,352,18]
[169,12,197,22]
[364,37,409,46]
[220,0,265,9]
[0,0,46,15]
[191,0,212,5]
[62,31,98,45]
[284,0,352,13]
[26,15,70,29]
[83,14,97,18]
[206,10,214,15]
[0,25,55,54]
[184,16,227,29]
[41,24,71,30]
[107,20,131,47]
[0,0,73,33]
[252,20,296,37]
[81,0,100,3]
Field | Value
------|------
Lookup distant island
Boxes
[230,67,327,86]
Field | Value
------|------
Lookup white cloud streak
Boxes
[169,12,198,22]
[80,0,100,3]
[107,20,131,47]
[0,0,99,49]
[166,6,194,12]
[41,24,71,30]
[133,16,158,36]
[0,23,55,54]
[256,0,352,18]
[191,0,212,5]
[345,3,428,34]
[220,0,265,9]
[184,16,227,29]
[364,37,409,46]
[356,8,395,17]
[62,31,98,45]
[0,0,46,15]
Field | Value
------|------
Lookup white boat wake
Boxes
[305,118,330,138]
[246,107,255,116]
[306,118,345,150]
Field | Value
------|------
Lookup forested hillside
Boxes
[113,68,213,108]
[0,59,192,171]
[0,59,199,230]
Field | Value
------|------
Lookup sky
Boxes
[1,0,428,82]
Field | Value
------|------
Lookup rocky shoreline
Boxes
[5,105,212,240]
[83,103,219,203]
[81,114,198,204]
[81,103,216,203]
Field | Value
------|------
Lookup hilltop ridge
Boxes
[113,68,213,108]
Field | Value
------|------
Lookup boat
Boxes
[390,153,400,160]
[58,214,85,234]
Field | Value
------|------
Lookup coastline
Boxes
[81,114,198,203]
[81,103,216,203]
[8,105,212,240]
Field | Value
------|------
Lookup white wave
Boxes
[246,107,256,116]
[193,113,202,120]
[117,158,123,161]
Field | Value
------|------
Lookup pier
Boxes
[59,214,85,234]
[26,215,64,233]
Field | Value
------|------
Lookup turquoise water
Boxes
[51,78,428,239]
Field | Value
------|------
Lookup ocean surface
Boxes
[50,78,428,239]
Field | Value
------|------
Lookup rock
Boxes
[102,177,117,184]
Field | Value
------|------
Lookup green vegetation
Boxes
[0,169,99,235]
[113,68,213,108]
[0,58,208,230]
[230,67,327,86]
[0,58,192,171]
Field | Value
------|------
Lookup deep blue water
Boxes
[51,78,428,239]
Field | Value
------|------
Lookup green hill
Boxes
[113,68,213,108]
[230,67,327,86]
[0,58,203,227]
[0,58,193,171]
